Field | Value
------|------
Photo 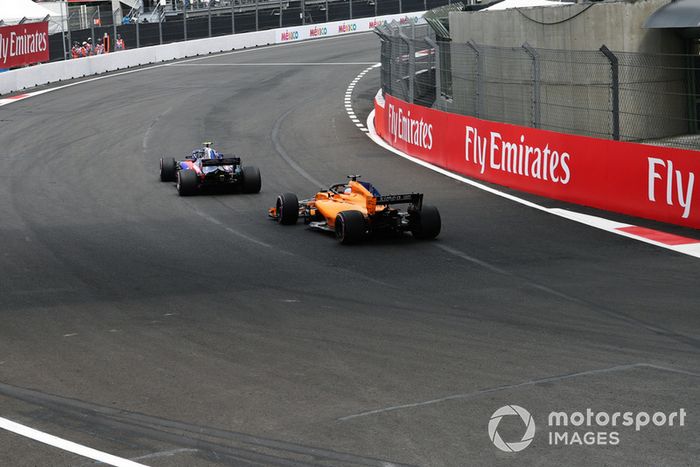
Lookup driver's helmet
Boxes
[204,147,219,159]
[343,185,352,194]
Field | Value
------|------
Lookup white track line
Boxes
[0,417,148,467]
[343,63,380,134]
[365,109,700,259]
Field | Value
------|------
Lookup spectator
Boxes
[115,34,126,51]
[85,37,93,56]
[71,41,80,59]
[95,39,105,55]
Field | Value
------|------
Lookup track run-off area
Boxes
[0,33,698,466]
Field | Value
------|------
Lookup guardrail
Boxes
[0,11,423,96]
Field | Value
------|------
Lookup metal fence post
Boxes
[208,1,212,37]
[184,6,187,40]
[400,29,414,104]
[385,36,392,96]
[467,40,483,118]
[350,0,353,20]
[399,0,403,14]
[67,12,73,57]
[90,10,96,45]
[136,14,140,47]
[231,0,235,34]
[424,0,427,11]
[600,45,620,141]
[112,9,118,49]
[255,0,259,31]
[60,2,67,60]
[158,7,163,44]
[374,0,377,17]
[302,0,306,24]
[426,36,440,108]
[325,0,329,23]
[279,0,283,28]
[522,42,540,128]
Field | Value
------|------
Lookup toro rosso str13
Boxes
[269,175,440,244]
[160,142,261,196]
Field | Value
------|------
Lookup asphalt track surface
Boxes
[0,33,699,466]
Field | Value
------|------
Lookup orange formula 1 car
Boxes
[268,175,441,244]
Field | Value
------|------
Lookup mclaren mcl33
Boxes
[269,175,440,244]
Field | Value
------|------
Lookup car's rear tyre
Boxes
[276,193,299,225]
[410,205,441,240]
[160,157,177,182]
[241,165,261,193]
[335,210,367,244]
[177,170,198,196]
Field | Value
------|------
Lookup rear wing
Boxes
[202,157,240,167]
[374,193,423,211]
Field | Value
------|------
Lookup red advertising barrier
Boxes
[0,22,49,69]
[375,93,700,229]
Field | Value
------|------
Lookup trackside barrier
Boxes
[274,14,421,43]
[374,91,700,229]
[0,12,424,96]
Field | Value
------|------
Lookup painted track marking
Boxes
[0,417,148,467]
[343,63,380,134]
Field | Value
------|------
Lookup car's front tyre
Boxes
[276,193,299,225]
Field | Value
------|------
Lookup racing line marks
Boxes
[337,363,700,421]
[344,63,381,133]
[192,209,273,249]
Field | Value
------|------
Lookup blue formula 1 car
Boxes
[159,142,261,196]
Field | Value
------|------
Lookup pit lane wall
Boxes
[374,92,700,229]
[0,12,424,96]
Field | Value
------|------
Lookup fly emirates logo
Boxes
[388,103,434,150]
[0,29,48,65]
[466,126,571,185]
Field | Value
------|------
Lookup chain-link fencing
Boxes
[377,21,700,150]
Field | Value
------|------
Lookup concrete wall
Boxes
[448,0,684,53]
[442,0,690,141]
[0,12,424,96]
